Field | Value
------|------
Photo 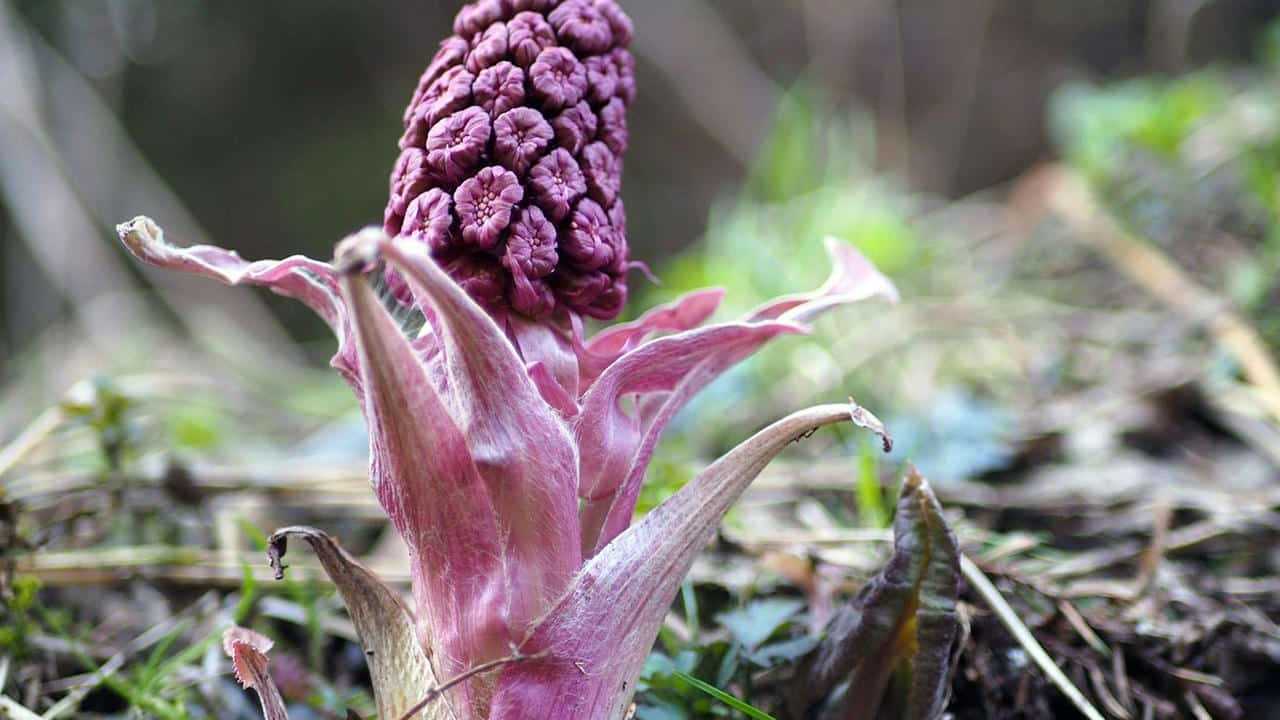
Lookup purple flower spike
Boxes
[598,96,628,154]
[508,11,558,68]
[530,47,588,111]
[529,148,587,222]
[426,107,491,185]
[454,166,524,249]
[384,0,635,320]
[581,141,621,207]
[548,0,613,55]
[494,107,554,176]
[118,4,919,718]
[551,101,598,155]
[563,198,615,271]
[466,21,509,73]
[473,61,526,118]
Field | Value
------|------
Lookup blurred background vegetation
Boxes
[3,1,1280,718]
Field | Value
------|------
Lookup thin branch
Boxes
[0,406,61,480]
[961,555,1107,720]
[395,651,544,720]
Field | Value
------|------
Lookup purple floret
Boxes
[584,55,619,105]
[473,61,526,118]
[426,107,492,186]
[443,252,508,307]
[556,268,627,319]
[453,0,508,40]
[598,97,628,154]
[454,166,524,250]
[551,101,598,155]
[494,107,554,176]
[402,188,456,253]
[562,198,615,271]
[529,148,587,222]
[548,1,613,55]
[529,47,588,111]
[466,21,509,73]
[611,48,636,105]
[508,11,557,68]
[406,37,469,125]
[594,0,634,46]
[503,205,560,317]
[581,141,621,207]
[386,189,457,303]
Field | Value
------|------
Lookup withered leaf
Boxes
[223,626,290,720]
[788,468,960,720]
[268,526,450,720]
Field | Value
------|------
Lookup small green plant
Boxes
[0,575,42,661]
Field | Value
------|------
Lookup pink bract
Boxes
[118,216,896,719]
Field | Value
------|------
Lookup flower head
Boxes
[387,0,635,322]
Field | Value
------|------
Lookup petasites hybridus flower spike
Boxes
[388,0,636,322]
[117,3,899,718]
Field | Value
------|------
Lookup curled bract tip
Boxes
[117,215,162,254]
[223,626,275,690]
[333,228,387,276]
[821,235,901,305]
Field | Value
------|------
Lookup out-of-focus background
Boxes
[3,1,1280,718]
[3,0,1277,380]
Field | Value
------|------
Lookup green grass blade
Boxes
[672,670,777,720]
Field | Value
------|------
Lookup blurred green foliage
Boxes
[1051,22,1280,350]
[656,85,922,313]
[637,593,813,719]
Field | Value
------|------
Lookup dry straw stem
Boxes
[0,406,61,481]
[0,694,43,720]
[1046,167,1280,426]
[960,555,1106,720]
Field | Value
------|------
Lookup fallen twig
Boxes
[395,651,543,720]
[961,555,1107,720]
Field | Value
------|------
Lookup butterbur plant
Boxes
[119,2,913,718]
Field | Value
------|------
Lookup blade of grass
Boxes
[960,555,1106,720]
[673,670,777,720]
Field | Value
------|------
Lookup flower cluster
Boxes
[385,0,636,320]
